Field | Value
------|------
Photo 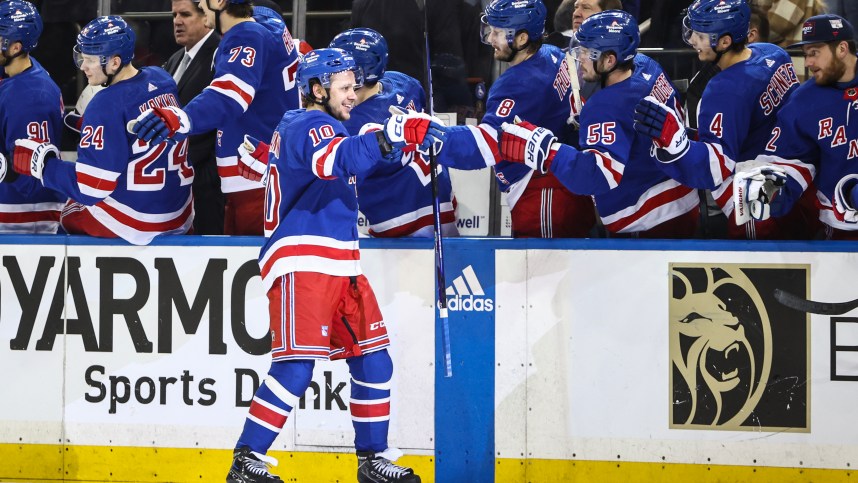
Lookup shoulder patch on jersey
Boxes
[766,59,775,68]
[148,83,157,92]
[642,73,652,81]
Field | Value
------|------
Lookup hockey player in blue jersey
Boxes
[6,16,194,245]
[0,0,67,233]
[330,28,458,237]
[633,0,819,239]
[434,0,596,238]
[132,0,299,236]
[225,48,443,483]
[736,14,858,240]
[498,10,700,237]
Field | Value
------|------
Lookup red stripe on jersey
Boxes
[715,180,733,209]
[95,198,193,232]
[368,208,457,237]
[604,184,694,233]
[773,161,814,185]
[709,143,732,182]
[261,243,359,276]
[248,399,288,428]
[77,171,118,193]
[0,209,60,224]
[349,401,390,418]
[211,79,254,106]
[314,138,344,180]
[589,150,623,186]
[476,126,501,164]
[217,164,240,178]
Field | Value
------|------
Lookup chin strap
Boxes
[100,62,129,87]
[204,0,226,34]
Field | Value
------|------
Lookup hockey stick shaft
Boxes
[773,289,858,315]
[423,1,452,378]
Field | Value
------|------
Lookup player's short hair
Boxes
[225,2,254,18]
[749,8,769,43]
[827,39,858,55]
[598,0,623,11]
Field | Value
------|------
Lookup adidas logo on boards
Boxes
[445,265,494,312]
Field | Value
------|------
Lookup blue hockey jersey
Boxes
[259,108,393,290]
[755,76,858,230]
[342,70,456,237]
[437,44,576,207]
[42,67,194,245]
[656,43,800,217]
[549,54,698,233]
[0,58,67,233]
[184,20,299,194]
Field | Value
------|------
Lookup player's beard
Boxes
[814,55,847,86]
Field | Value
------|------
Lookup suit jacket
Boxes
[164,31,221,170]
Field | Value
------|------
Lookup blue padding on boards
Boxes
[435,242,495,482]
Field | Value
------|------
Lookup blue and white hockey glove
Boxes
[633,95,689,163]
[130,106,191,145]
[13,138,58,182]
[834,174,858,224]
[732,164,787,225]
[237,135,269,183]
[499,120,557,174]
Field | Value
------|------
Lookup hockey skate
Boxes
[357,448,421,483]
[226,447,283,483]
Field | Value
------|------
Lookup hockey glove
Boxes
[633,95,689,163]
[131,106,191,145]
[732,164,787,225]
[499,120,557,174]
[382,112,446,152]
[387,106,447,156]
[237,135,269,183]
[833,174,858,224]
[13,138,58,182]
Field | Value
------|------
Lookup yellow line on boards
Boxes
[0,444,434,482]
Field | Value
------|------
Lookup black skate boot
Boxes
[226,447,284,483]
[357,448,421,483]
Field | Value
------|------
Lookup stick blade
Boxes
[773,288,858,315]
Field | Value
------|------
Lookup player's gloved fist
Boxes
[13,138,58,182]
[499,120,557,174]
[834,174,858,224]
[732,165,787,224]
[634,95,689,162]
[237,135,269,183]
[131,106,191,145]
[382,112,446,151]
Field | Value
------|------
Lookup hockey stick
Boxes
[422,1,453,378]
[773,288,858,315]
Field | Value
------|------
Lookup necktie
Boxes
[173,52,192,83]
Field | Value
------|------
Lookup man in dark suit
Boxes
[165,0,224,234]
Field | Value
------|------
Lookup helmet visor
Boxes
[682,15,719,47]
[572,45,601,62]
[480,16,516,46]
[73,45,105,69]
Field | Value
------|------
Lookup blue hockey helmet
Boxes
[480,0,547,46]
[297,48,364,97]
[683,0,750,48]
[74,16,136,68]
[0,0,43,53]
[329,28,388,84]
[573,10,639,63]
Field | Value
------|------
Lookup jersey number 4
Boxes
[128,138,194,190]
